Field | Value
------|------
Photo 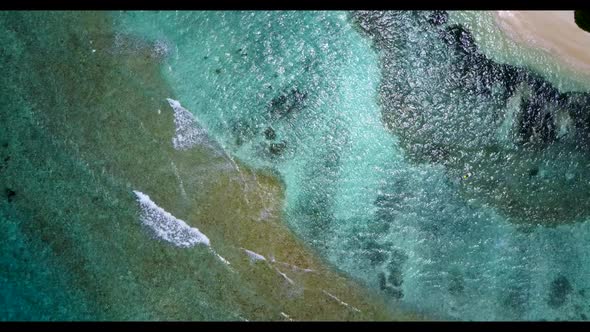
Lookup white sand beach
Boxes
[494,11,590,74]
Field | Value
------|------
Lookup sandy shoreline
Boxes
[493,11,590,74]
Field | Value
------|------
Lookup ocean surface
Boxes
[2,11,590,321]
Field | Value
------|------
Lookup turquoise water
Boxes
[3,10,590,320]
[113,11,400,269]
[112,11,590,320]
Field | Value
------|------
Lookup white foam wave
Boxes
[274,267,295,285]
[242,248,267,262]
[133,190,210,248]
[268,254,314,273]
[166,98,211,151]
[212,250,231,266]
[165,98,255,205]
[277,261,314,273]
[280,312,293,321]
[322,290,361,313]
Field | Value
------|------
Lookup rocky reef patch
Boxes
[351,10,590,225]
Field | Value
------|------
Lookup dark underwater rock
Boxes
[268,141,287,157]
[378,272,404,299]
[443,24,478,55]
[517,98,556,147]
[5,188,16,202]
[428,11,448,26]
[363,241,388,265]
[268,88,307,119]
[0,154,9,173]
[548,275,573,308]
[374,247,407,300]
[372,180,408,234]
[263,127,276,140]
[386,249,408,287]
[351,10,590,224]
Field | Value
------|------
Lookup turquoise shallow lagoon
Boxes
[3,11,590,321]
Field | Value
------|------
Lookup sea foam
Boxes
[133,190,210,248]
[166,98,210,151]
[242,248,267,262]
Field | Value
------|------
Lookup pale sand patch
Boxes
[494,11,590,74]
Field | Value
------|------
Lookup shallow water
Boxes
[2,10,590,321]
